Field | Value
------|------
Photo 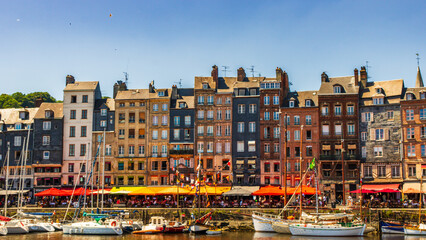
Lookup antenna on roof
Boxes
[222,66,230,77]
[174,79,183,88]
[248,66,255,77]
[123,72,129,86]
[417,53,420,67]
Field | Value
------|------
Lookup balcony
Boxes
[161,153,167,157]
[128,135,135,139]
[129,119,135,123]
[128,180,134,185]
[321,113,329,116]
[152,153,158,157]
[118,135,125,139]
[320,155,338,160]
[139,119,145,123]
[139,135,145,139]
[169,149,194,155]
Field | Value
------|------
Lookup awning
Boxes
[188,186,231,195]
[403,182,426,193]
[363,184,400,192]
[322,145,331,150]
[248,160,256,164]
[0,190,30,195]
[222,186,259,196]
[348,144,357,150]
[236,160,244,164]
[110,187,145,195]
[154,186,191,195]
[252,185,286,196]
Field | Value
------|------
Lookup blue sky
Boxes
[0,0,425,99]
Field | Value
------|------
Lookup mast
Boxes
[359,178,363,221]
[420,175,423,225]
[198,151,201,217]
[101,128,106,211]
[315,161,319,217]
[4,143,9,217]
[341,138,345,205]
[299,125,303,220]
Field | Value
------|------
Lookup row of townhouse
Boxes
[0,65,424,202]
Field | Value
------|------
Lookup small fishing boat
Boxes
[289,223,366,236]
[133,216,166,234]
[380,221,403,234]
[163,220,186,233]
[0,222,7,236]
[63,219,123,235]
[189,224,209,234]
[206,228,222,235]
[404,223,426,235]
[252,211,283,232]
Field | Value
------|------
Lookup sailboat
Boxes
[288,159,366,237]
[63,132,123,235]
[404,171,426,235]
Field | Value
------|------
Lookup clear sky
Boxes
[0,0,425,99]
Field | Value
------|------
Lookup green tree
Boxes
[25,92,57,107]
[11,92,30,107]
[0,94,20,108]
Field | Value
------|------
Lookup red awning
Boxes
[362,184,400,192]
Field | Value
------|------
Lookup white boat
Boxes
[404,224,426,235]
[252,211,282,232]
[63,220,123,235]
[189,224,209,234]
[289,223,366,236]
[0,223,7,236]
[23,219,55,232]
[52,222,63,231]
[206,229,222,235]
[5,219,29,234]
[271,220,292,234]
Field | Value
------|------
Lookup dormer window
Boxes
[45,110,54,118]
[179,102,186,108]
[15,123,22,130]
[203,83,209,89]
[101,109,107,116]
[333,85,342,93]
[373,97,384,105]
[421,92,426,99]
[376,88,382,94]
[289,100,295,108]
[19,111,29,120]
[158,91,165,97]
[305,100,311,107]
[407,93,414,100]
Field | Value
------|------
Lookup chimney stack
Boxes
[354,68,359,86]
[211,65,218,81]
[66,75,75,86]
[35,98,43,107]
[321,72,328,82]
[149,80,155,93]
[171,84,178,99]
[360,66,367,87]
[237,67,246,81]
[113,80,128,99]
[276,67,283,81]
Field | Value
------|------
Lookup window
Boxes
[333,85,341,93]
[14,136,21,146]
[387,111,394,119]
[153,104,159,111]
[197,96,204,105]
[216,110,222,120]
[119,103,125,107]
[207,96,214,105]
[71,95,77,103]
[408,165,416,177]
[161,130,168,139]
[152,116,158,125]
[100,120,106,127]
[81,110,87,119]
[249,104,256,113]
[305,115,311,125]
[362,112,372,122]
[294,130,300,141]
[306,146,313,156]
[407,145,416,157]
[69,144,75,156]
[225,142,231,153]
[347,124,355,135]
[264,163,270,172]
[249,122,256,132]
[335,124,342,136]
[162,104,168,111]
[81,95,88,103]
[162,115,168,125]
[289,100,295,108]
[373,97,384,105]
[43,121,51,130]
[374,147,383,157]
[106,145,112,156]
[248,141,256,152]
[207,142,213,153]
[421,109,426,120]
[216,125,222,136]
[101,109,107,116]
[184,116,191,126]
[197,142,204,153]
[286,131,290,141]
[305,100,311,107]
[422,145,426,157]
[129,145,135,155]
[237,141,244,152]
[43,151,50,160]
[216,97,222,105]
[322,125,329,136]
[68,163,74,173]
[152,145,158,154]
[237,122,245,133]
[216,142,222,153]
[207,111,213,120]
[295,162,300,171]
[273,112,279,120]
[70,110,76,119]
[174,129,180,139]
[293,115,300,125]
[264,127,270,138]
[321,106,328,116]
[264,96,270,105]
[81,126,87,137]
[80,144,86,156]
[274,127,280,138]
[334,105,341,116]
[406,109,414,120]
[391,165,400,178]
[198,111,204,120]
[264,143,270,153]
[118,162,124,171]
[264,112,270,120]
[422,127,426,138]
[361,132,367,141]
[238,104,245,114]
[364,165,372,178]
[225,97,231,104]
[118,145,124,155]
[225,110,231,120]
[197,126,204,136]
[207,126,213,136]
[375,129,384,140]
[69,126,75,137]
[273,96,279,105]
[274,143,279,153]
[347,105,354,115]
[42,136,50,145]
[138,145,145,155]
[174,116,180,126]
[202,83,209,89]
[306,130,312,140]
[422,93,426,99]
[295,147,300,157]
[407,127,415,139]
[225,125,231,136]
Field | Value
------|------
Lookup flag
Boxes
[309,158,316,170]
[422,165,426,169]
[227,161,231,166]
[206,201,211,207]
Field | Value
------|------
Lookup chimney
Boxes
[321,72,328,82]
[35,98,43,107]
[66,75,75,85]
[283,71,289,96]
[149,80,155,93]
[276,67,283,81]
[360,66,367,87]
[237,67,246,81]
[113,80,128,99]
[171,85,178,99]
[354,68,359,86]
[211,65,219,89]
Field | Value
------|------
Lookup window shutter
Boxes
[361,113,365,122]
[370,128,376,140]
[370,112,374,122]
[384,128,390,140]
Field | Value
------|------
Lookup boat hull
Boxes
[189,225,208,234]
[289,224,366,236]
[0,226,7,235]
[252,213,281,232]
[206,230,222,235]
[404,228,426,235]
[164,226,185,233]
[271,221,291,234]
[63,222,123,235]
[380,221,403,234]
[6,220,29,234]
[28,223,55,232]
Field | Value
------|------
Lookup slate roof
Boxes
[284,91,319,108]
[115,89,150,100]
[64,81,99,91]
[34,103,63,119]
[360,79,404,105]
[0,107,39,125]
[318,76,359,95]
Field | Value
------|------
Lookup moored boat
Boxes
[404,224,426,235]
[252,211,282,232]
[63,219,123,235]
[206,228,222,235]
[5,220,29,234]
[380,221,403,234]
[133,216,166,234]
[189,224,209,234]
[289,223,366,236]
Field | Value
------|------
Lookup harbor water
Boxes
[0,232,415,240]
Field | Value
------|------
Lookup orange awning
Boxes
[286,185,321,195]
[252,185,286,196]
[363,184,399,191]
